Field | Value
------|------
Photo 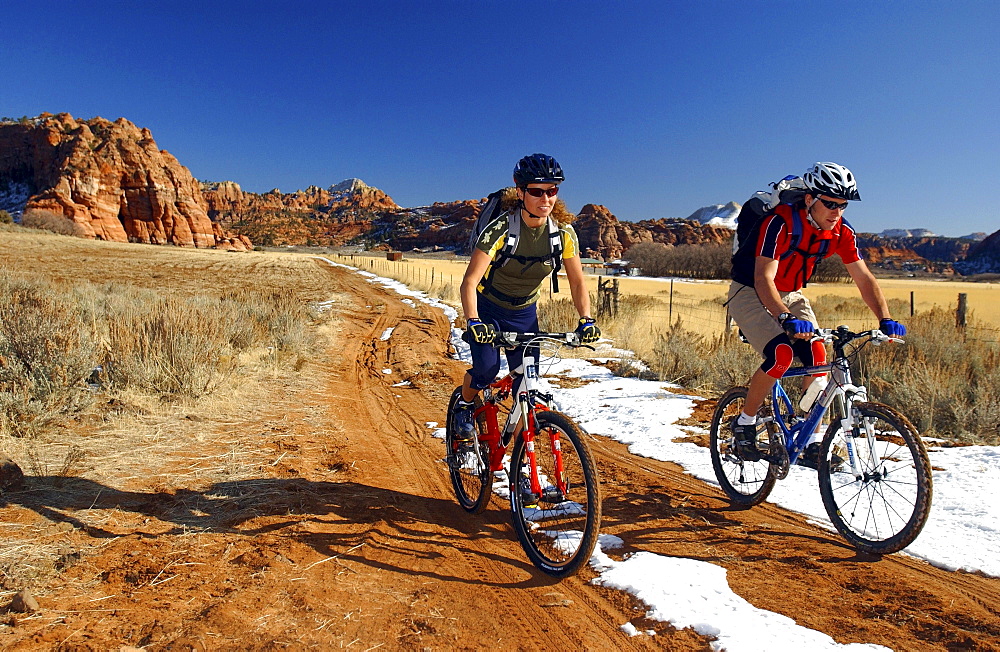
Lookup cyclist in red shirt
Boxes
[726,162,906,465]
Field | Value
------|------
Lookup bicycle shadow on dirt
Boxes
[596,487,880,566]
[0,474,562,587]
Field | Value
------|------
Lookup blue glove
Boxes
[575,317,601,344]
[779,312,814,336]
[879,318,906,337]
[466,318,497,345]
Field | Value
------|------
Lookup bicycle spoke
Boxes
[819,402,932,554]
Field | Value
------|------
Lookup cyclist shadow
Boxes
[0,474,557,586]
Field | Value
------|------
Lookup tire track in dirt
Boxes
[317,263,670,650]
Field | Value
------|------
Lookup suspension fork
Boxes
[516,390,545,495]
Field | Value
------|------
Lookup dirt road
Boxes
[3,260,999,650]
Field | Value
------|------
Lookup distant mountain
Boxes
[879,228,938,238]
[959,232,988,242]
[685,202,740,229]
[954,228,1000,274]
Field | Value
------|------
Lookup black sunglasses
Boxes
[523,186,559,198]
[818,198,849,211]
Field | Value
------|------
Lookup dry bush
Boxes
[0,210,13,224]
[861,307,1000,444]
[0,272,97,438]
[97,286,316,398]
[0,272,320,439]
[20,209,88,237]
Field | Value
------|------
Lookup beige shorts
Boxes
[726,281,818,357]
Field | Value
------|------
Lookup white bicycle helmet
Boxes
[803,162,860,201]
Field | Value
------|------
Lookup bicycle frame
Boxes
[472,335,569,498]
[767,329,876,469]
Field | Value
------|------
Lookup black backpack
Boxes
[468,188,564,302]
[731,176,831,288]
[733,175,807,254]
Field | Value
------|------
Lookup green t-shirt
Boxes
[475,210,580,310]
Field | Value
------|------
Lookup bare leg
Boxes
[743,368,777,419]
[461,372,478,403]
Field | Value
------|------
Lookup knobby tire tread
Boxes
[509,410,601,578]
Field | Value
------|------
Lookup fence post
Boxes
[669,279,674,322]
[910,291,915,317]
[956,293,968,329]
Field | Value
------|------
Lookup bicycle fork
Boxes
[515,390,567,503]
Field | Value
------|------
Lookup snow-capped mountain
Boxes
[685,201,740,229]
[879,228,939,238]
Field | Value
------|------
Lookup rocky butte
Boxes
[0,113,250,250]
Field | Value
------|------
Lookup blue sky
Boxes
[3,1,998,237]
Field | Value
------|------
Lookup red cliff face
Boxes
[573,203,732,260]
[0,113,250,250]
[201,178,400,246]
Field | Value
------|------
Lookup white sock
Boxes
[737,412,757,426]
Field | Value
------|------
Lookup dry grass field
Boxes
[332,251,1000,335]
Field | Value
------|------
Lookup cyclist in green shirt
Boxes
[453,154,600,436]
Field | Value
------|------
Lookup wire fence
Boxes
[329,253,1000,345]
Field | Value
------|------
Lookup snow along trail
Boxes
[313,257,1000,647]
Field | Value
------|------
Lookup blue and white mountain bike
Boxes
[710,326,933,554]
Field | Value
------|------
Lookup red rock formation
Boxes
[0,113,250,250]
[573,203,733,260]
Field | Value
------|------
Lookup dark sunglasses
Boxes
[523,186,559,198]
[818,198,849,211]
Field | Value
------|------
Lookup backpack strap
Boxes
[783,207,831,287]
[547,218,563,294]
[479,210,564,304]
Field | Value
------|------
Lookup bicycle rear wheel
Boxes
[709,386,777,506]
[445,387,491,513]
[509,410,601,577]
[818,401,932,554]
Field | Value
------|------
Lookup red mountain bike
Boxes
[445,331,601,577]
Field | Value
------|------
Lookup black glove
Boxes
[879,318,906,337]
[778,312,814,336]
[575,317,601,344]
[466,318,497,345]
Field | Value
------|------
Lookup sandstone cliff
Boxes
[0,113,250,250]
[954,228,1000,274]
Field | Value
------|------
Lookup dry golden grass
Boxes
[0,226,351,590]
[335,251,1000,331]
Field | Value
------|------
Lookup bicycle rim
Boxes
[818,402,933,554]
[709,386,776,506]
[509,410,601,577]
[446,387,491,513]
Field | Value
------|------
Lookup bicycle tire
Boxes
[509,410,601,577]
[445,387,491,513]
[709,386,777,507]
[818,401,933,554]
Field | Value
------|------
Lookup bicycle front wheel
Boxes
[445,387,491,513]
[709,386,777,506]
[818,401,932,554]
[509,410,601,577]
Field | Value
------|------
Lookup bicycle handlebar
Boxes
[814,326,903,347]
[495,331,585,348]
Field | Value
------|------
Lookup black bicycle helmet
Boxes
[513,153,564,187]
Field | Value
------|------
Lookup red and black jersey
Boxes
[731,203,862,292]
